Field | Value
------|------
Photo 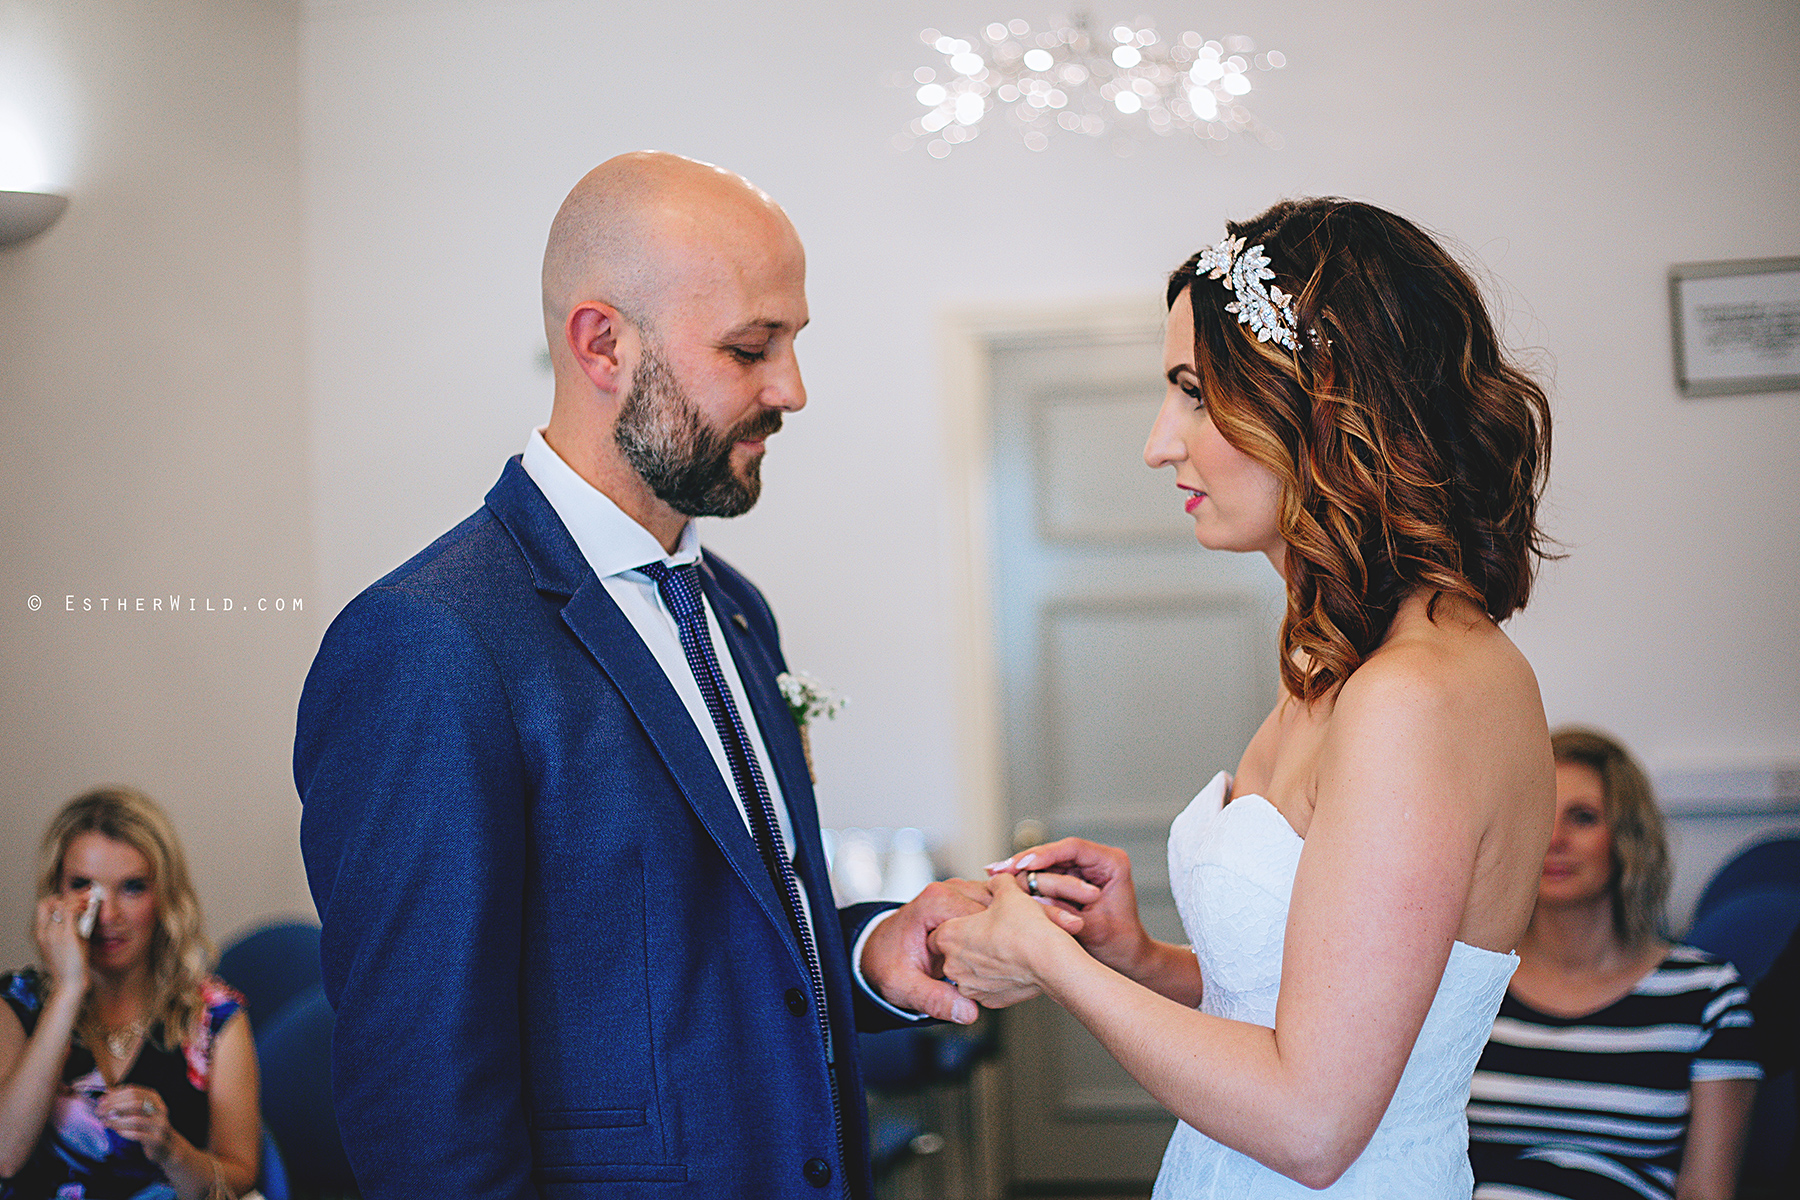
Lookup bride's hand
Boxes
[989,838,1153,980]
[929,873,1083,1009]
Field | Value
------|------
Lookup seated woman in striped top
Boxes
[1468,727,1760,1200]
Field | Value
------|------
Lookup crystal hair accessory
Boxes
[1195,234,1300,351]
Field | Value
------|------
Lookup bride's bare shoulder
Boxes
[1329,594,1547,769]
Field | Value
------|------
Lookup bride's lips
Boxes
[1181,486,1205,514]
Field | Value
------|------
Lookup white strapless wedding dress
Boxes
[1152,772,1517,1199]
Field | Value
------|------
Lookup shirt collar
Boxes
[521,426,702,579]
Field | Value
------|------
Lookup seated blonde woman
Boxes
[1468,728,1760,1200]
[0,787,259,1198]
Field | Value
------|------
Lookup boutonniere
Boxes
[777,671,846,785]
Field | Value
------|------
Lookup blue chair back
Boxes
[256,982,357,1190]
[258,1124,290,1200]
[1687,888,1800,987]
[217,920,323,1029]
[1686,887,1800,1185]
[1694,837,1800,924]
[859,1027,935,1092]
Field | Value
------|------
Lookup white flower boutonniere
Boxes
[777,671,847,726]
[777,671,846,784]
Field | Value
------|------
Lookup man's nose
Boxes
[766,354,806,412]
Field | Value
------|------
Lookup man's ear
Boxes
[566,302,630,395]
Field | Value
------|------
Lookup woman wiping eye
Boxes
[0,787,262,1199]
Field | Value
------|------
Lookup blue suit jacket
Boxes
[296,459,906,1199]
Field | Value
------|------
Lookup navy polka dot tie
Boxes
[638,561,833,1062]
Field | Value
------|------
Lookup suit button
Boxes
[784,987,807,1016]
[803,1157,832,1187]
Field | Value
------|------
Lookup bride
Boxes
[933,198,1557,1196]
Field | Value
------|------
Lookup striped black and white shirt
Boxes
[1467,945,1761,1200]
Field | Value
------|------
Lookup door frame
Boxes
[937,296,1169,875]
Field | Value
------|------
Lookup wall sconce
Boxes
[0,190,68,247]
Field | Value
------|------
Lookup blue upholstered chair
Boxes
[1687,887,1800,986]
[257,1124,290,1200]
[1686,885,1800,1187]
[1693,837,1800,924]
[860,1021,1000,1195]
[217,919,323,1029]
[218,920,356,1193]
[255,982,357,1191]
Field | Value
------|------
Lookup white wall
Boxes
[0,0,317,966]
[302,0,1800,879]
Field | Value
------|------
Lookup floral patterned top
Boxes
[1,969,243,1199]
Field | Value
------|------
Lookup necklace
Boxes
[101,1021,146,1060]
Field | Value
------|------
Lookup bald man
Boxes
[296,154,985,1200]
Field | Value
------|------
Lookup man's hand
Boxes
[859,879,993,1025]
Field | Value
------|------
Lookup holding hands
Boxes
[871,838,1199,1020]
[992,839,1151,977]
[860,878,1003,1025]
[928,838,1182,1012]
[929,870,1081,1009]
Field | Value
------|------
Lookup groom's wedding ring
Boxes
[141,1098,154,1115]
[1026,871,1040,897]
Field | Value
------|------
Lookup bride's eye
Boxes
[1168,368,1205,408]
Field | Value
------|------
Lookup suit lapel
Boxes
[484,462,806,972]
[558,580,805,969]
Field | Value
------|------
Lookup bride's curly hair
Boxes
[1169,199,1553,703]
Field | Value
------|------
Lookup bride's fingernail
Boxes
[984,859,1010,872]
[1014,853,1036,869]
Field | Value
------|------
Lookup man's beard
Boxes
[614,341,781,518]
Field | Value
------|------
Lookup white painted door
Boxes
[982,312,1284,1189]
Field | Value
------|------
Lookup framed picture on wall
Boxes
[1668,256,1800,398]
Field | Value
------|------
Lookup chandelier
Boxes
[896,15,1285,157]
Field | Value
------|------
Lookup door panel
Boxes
[985,319,1283,1188]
